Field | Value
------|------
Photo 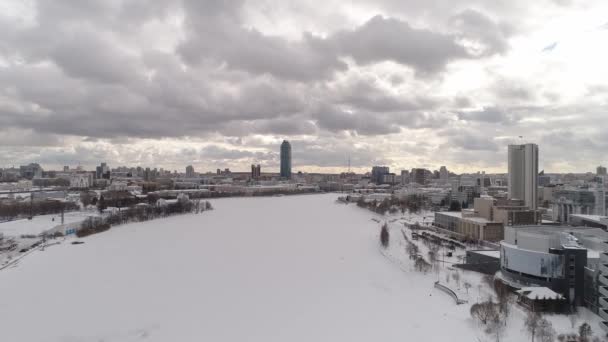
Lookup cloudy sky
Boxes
[1,0,607,174]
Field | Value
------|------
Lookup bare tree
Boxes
[380,223,389,248]
[470,300,499,325]
[537,318,555,342]
[579,322,593,342]
[525,311,542,342]
[452,272,461,289]
[464,282,472,295]
[486,313,506,342]
[415,257,431,273]
[494,279,514,318]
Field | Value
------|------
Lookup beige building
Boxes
[473,197,538,226]
[459,217,504,242]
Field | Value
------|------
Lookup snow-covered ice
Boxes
[0,194,601,341]
[0,211,98,236]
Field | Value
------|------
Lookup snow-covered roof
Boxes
[516,287,564,300]
[435,211,462,218]
[471,250,500,258]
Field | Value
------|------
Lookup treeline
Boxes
[77,199,213,238]
[356,194,427,215]
[401,229,432,273]
[183,188,319,199]
[0,200,78,220]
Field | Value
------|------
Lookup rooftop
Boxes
[435,211,462,218]
[516,287,564,300]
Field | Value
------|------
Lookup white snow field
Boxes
[0,194,599,341]
[0,211,99,236]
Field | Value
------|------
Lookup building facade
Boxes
[280,140,292,179]
[508,144,539,210]
[251,164,261,180]
[185,165,195,178]
[371,166,389,184]
[498,226,591,308]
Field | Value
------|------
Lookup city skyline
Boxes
[1,1,608,173]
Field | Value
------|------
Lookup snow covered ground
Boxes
[0,194,601,341]
[0,210,99,236]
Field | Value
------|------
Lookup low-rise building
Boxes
[497,225,602,308]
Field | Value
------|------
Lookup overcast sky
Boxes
[1,0,607,173]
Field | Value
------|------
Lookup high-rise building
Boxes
[508,143,539,210]
[280,140,292,179]
[186,165,195,178]
[597,165,607,176]
[95,162,110,179]
[371,166,389,184]
[251,164,261,179]
[439,166,448,182]
[411,168,430,185]
[400,170,410,185]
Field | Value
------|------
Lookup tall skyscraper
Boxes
[508,143,539,210]
[280,140,292,179]
[597,165,607,176]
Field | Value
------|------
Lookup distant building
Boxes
[70,173,93,189]
[280,140,292,179]
[551,188,607,223]
[370,166,389,184]
[400,170,410,185]
[598,166,607,176]
[538,175,551,187]
[382,173,397,185]
[186,165,195,178]
[497,225,599,308]
[19,163,43,179]
[433,211,504,242]
[473,197,539,226]
[508,143,539,210]
[251,164,261,179]
[411,168,430,185]
[439,166,449,183]
[96,162,110,179]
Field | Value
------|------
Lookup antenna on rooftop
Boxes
[348,156,351,173]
